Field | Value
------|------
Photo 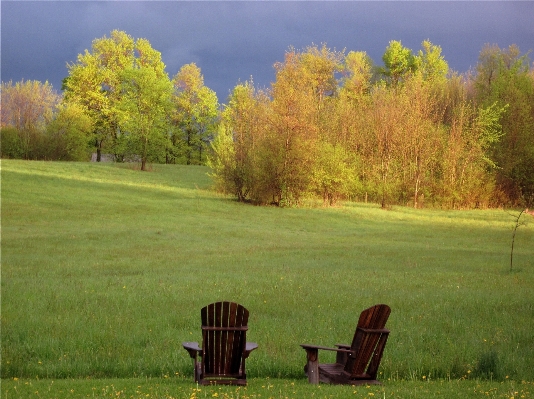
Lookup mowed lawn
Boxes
[1,159,533,398]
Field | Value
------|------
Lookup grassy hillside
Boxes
[1,160,533,388]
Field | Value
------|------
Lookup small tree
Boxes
[414,40,449,84]
[207,123,238,197]
[509,209,529,271]
[309,141,358,206]
[44,102,93,161]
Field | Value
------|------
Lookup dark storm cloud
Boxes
[2,1,533,102]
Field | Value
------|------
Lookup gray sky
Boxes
[2,1,533,102]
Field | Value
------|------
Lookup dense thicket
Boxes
[209,42,533,208]
[1,34,532,207]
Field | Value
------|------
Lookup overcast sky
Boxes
[2,1,533,102]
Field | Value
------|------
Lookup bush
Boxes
[1,127,24,158]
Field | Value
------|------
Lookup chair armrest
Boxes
[300,344,354,354]
[244,342,258,358]
[246,342,259,352]
[182,342,201,359]
[358,328,390,334]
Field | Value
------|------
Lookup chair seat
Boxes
[319,363,376,384]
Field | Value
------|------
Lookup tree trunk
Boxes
[186,128,192,165]
[141,136,148,171]
[414,177,420,209]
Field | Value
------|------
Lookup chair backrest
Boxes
[201,301,249,377]
[344,304,391,376]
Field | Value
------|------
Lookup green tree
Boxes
[381,40,417,86]
[415,40,449,84]
[63,30,136,161]
[208,45,345,206]
[63,30,170,165]
[171,63,219,165]
[208,122,238,197]
[267,49,319,205]
[118,66,173,171]
[309,141,358,206]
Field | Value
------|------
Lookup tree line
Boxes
[210,42,534,209]
[1,30,533,208]
[1,30,218,170]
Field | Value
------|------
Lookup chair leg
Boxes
[366,334,389,380]
[194,362,201,383]
[303,348,319,384]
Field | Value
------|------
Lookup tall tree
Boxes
[118,66,173,171]
[299,44,343,103]
[265,45,344,205]
[368,85,405,208]
[267,49,319,205]
[171,63,219,165]
[209,81,269,201]
[63,30,135,161]
[398,75,445,208]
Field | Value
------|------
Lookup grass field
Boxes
[1,159,533,398]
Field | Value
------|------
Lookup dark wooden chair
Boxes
[182,301,258,385]
[301,304,391,385]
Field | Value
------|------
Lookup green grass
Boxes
[1,160,533,398]
[1,377,533,399]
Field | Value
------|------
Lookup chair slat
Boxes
[225,302,236,374]
[345,304,390,376]
[214,302,223,374]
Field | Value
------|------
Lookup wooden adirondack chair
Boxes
[301,304,391,385]
[182,301,258,385]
